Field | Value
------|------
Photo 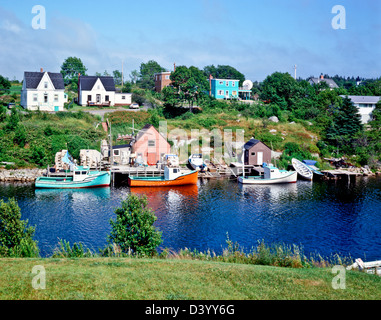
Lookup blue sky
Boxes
[0,0,380,82]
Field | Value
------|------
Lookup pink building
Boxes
[132,124,171,165]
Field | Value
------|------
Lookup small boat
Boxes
[292,158,313,181]
[188,154,208,171]
[128,167,198,187]
[302,160,324,178]
[35,166,111,189]
[238,163,297,184]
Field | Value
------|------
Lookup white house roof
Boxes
[341,95,381,104]
[24,71,65,90]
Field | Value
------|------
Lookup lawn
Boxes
[0,258,379,300]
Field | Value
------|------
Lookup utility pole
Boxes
[121,60,124,87]
[293,65,297,80]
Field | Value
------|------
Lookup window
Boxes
[105,95,109,102]
[44,82,48,89]
[33,94,38,102]
[219,81,224,85]
[148,140,155,147]
[87,95,92,101]
[165,75,170,80]
[122,95,125,100]
[226,81,229,86]
[54,94,58,102]
[232,91,237,96]
[232,82,235,87]
[251,152,256,156]
[113,150,120,156]
[173,169,178,173]
[44,94,48,103]
[217,90,224,95]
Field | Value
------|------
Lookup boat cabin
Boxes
[164,167,182,180]
[263,163,285,179]
[73,167,90,181]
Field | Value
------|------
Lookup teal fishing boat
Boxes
[35,166,111,189]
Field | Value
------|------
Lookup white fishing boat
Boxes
[292,158,313,181]
[238,163,297,184]
[188,154,208,171]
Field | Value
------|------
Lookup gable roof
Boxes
[135,124,154,141]
[79,76,116,92]
[341,95,381,104]
[23,71,65,90]
[309,77,338,88]
[244,138,271,150]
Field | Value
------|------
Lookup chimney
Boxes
[40,68,43,73]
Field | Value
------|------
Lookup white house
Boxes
[341,95,381,124]
[20,69,65,112]
[78,75,131,106]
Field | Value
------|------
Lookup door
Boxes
[257,152,263,165]
[54,106,59,112]
[96,94,101,103]
[147,153,156,165]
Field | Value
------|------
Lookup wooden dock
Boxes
[321,169,362,181]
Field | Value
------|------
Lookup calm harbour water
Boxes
[0,176,380,260]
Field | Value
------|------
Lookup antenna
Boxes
[293,65,297,80]
[242,80,253,90]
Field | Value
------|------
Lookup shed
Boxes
[243,139,272,166]
[132,124,171,165]
[111,144,132,165]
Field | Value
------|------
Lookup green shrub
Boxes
[52,239,94,258]
[107,194,162,256]
[0,198,39,257]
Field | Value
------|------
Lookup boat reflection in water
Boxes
[34,186,111,202]
[130,184,199,216]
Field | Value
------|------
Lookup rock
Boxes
[268,116,279,123]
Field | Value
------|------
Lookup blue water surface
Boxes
[0,177,380,260]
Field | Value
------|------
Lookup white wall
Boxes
[115,93,132,105]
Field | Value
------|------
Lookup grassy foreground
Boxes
[0,258,380,300]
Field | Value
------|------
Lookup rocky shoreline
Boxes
[0,168,45,182]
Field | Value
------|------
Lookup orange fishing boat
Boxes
[128,167,198,187]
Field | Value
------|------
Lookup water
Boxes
[0,177,380,260]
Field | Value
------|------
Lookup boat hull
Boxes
[35,172,111,189]
[238,171,297,184]
[292,158,313,181]
[128,171,198,187]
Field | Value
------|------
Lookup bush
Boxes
[0,198,39,257]
[107,194,162,256]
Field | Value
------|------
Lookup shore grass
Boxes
[0,257,380,300]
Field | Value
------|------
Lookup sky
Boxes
[0,0,380,82]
